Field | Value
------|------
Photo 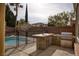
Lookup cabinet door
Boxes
[55,37,61,46]
[61,40,73,48]
[52,36,60,46]
[37,38,47,50]
[41,38,47,49]
[47,37,52,46]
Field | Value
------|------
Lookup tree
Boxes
[19,19,25,25]
[25,4,28,23]
[69,11,75,21]
[48,16,56,26]
[16,19,25,29]
[48,11,70,27]
[25,4,28,44]
[5,4,16,27]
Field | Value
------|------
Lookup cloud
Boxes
[9,3,73,24]
[28,16,48,24]
[28,3,73,24]
[9,3,26,20]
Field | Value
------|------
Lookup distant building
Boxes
[32,23,48,27]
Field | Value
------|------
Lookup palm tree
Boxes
[10,3,23,47]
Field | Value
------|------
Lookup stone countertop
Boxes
[32,33,53,38]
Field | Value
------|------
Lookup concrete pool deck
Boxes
[5,42,74,56]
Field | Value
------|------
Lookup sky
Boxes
[9,3,73,24]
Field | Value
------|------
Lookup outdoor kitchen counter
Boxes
[32,33,53,50]
[32,33,75,50]
[52,34,75,48]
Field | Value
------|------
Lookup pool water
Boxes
[5,36,26,46]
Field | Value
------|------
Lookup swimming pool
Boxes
[5,36,26,46]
